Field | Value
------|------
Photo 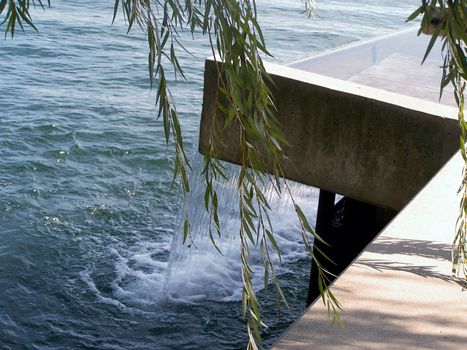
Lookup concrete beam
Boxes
[198,59,459,211]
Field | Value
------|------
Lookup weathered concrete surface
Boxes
[272,152,467,350]
[289,28,456,107]
[288,28,426,81]
[199,59,459,211]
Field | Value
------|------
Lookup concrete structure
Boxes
[199,29,459,211]
[274,29,466,349]
[288,28,456,107]
[272,152,467,350]
[198,28,466,349]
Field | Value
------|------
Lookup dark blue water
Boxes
[1,1,418,349]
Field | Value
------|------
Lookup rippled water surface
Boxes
[1,1,418,349]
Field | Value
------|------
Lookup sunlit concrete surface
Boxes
[288,28,456,107]
[272,152,467,350]
[199,57,458,210]
[270,29,467,349]
[198,28,467,349]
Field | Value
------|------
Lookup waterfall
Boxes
[163,154,319,304]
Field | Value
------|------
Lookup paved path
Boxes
[272,152,467,349]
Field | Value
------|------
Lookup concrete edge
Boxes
[203,58,458,120]
[271,150,460,346]
[286,27,419,66]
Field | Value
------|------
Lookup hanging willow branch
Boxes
[4,1,465,348]
[408,0,467,280]
[0,0,49,36]
[5,3,467,347]
[1,1,341,348]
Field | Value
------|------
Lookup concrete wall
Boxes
[198,59,459,211]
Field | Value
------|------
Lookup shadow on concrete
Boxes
[355,258,454,283]
[307,196,396,305]
[354,237,455,283]
[365,236,451,261]
[275,306,467,350]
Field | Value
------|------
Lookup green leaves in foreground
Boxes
[2,1,341,348]
[5,1,466,346]
[408,1,467,280]
[112,1,341,348]
[0,0,49,37]
[200,2,340,347]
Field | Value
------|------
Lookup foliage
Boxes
[408,0,466,280]
[0,0,49,36]
[1,1,338,348]
[4,0,465,348]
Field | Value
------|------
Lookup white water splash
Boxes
[163,157,319,303]
[100,156,318,308]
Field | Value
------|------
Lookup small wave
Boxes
[111,250,168,306]
[80,236,173,309]
[79,269,128,309]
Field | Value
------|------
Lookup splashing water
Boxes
[164,156,319,304]
[0,0,420,348]
[88,154,319,312]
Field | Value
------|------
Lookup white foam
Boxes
[163,159,319,304]
[79,269,128,309]
[109,241,171,306]
[82,159,318,307]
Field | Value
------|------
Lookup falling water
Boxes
[164,155,320,304]
[0,0,420,348]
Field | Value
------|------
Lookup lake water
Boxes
[1,1,420,349]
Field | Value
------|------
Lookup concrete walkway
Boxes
[272,152,467,349]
